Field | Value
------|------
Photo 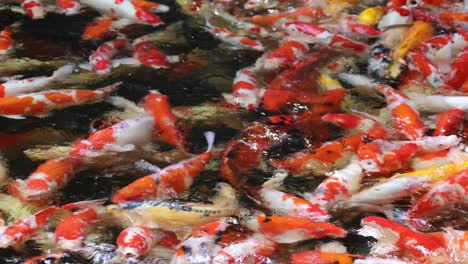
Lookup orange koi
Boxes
[433,108,465,136]
[250,7,324,28]
[8,157,81,203]
[141,90,186,151]
[82,17,114,40]
[0,206,57,248]
[112,132,214,203]
[0,26,14,57]
[254,40,309,72]
[322,112,389,140]
[0,83,120,119]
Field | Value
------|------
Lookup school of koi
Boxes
[0,0,467,263]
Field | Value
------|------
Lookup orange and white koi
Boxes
[406,168,468,221]
[0,83,119,118]
[212,234,277,264]
[340,74,425,141]
[0,26,15,57]
[322,112,389,140]
[433,108,465,136]
[410,147,468,171]
[330,16,382,39]
[132,0,170,13]
[89,37,129,75]
[0,64,73,97]
[250,7,324,28]
[408,51,446,88]
[284,22,369,53]
[81,17,131,40]
[241,211,347,243]
[0,206,57,248]
[56,0,81,15]
[275,133,363,176]
[111,131,214,203]
[254,40,309,72]
[304,158,363,212]
[141,90,186,151]
[116,226,159,257]
[171,218,234,264]
[20,0,45,19]
[54,199,106,250]
[8,157,81,202]
[132,40,169,69]
[223,66,264,110]
[357,141,418,175]
[359,216,446,258]
[205,18,264,51]
[258,187,330,221]
[70,114,155,158]
[80,0,163,25]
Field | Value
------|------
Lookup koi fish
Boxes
[112,131,214,203]
[357,142,418,175]
[107,183,238,232]
[410,147,468,171]
[56,0,81,15]
[0,64,74,97]
[284,22,369,53]
[212,234,277,264]
[276,133,363,176]
[20,0,45,19]
[0,83,120,119]
[80,0,163,25]
[132,0,170,13]
[433,108,465,136]
[241,211,347,243]
[141,90,186,151]
[244,0,278,10]
[8,157,81,203]
[305,158,363,212]
[116,226,158,257]
[55,199,106,250]
[89,37,129,75]
[132,41,169,69]
[377,7,413,31]
[171,218,234,264]
[0,26,15,57]
[254,40,309,72]
[250,7,324,28]
[223,66,264,110]
[205,18,264,51]
[322,112,389,140]
[359,216,446,258]
[258,187,330,221]
[0,206,57,248]
[70,114,155,158]
[291,250,363,264]
[406,168,468,221]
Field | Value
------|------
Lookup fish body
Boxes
[89,37,129,75]
[20,0,45,19]
[116,226,158,257]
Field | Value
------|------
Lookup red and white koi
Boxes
[20,0,45,19]
[0,64,73,97]
[322,112,389,140]
[359,216,446,258]
[0,83,119,119]
[410,147,468,171]
[205,18,264,52]
[212,234,277,264]
[141,90,186,151]
[406,168,468,221]
[116,226,159,257]
[132,40,169,69]
[304,158,363,212]
[0,206,57,248]
[80,0,163,25]
[258,187,330,221]
[54,199,106,250]
[241,211,347,243]
[56,0,81,15]
[8,157,81,202]
[323,15,382,40]
[254,40,309,72]
[223,66,264,110]
[433,108,465,136]
[249,7,325,28]
[284,22,369,53]
[377,7,413,31]
[0,26,15,57]
[112,131,214,203]
[170,218,234,264]
[70,114,155,158]
[89,37,129,75]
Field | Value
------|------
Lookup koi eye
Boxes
[406,0,420,7]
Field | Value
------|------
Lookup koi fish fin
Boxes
[1,115,26,119]
[78,63,92,71]
[107,96,144,113]
[50,64,74,81]
[203,131,215,152]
